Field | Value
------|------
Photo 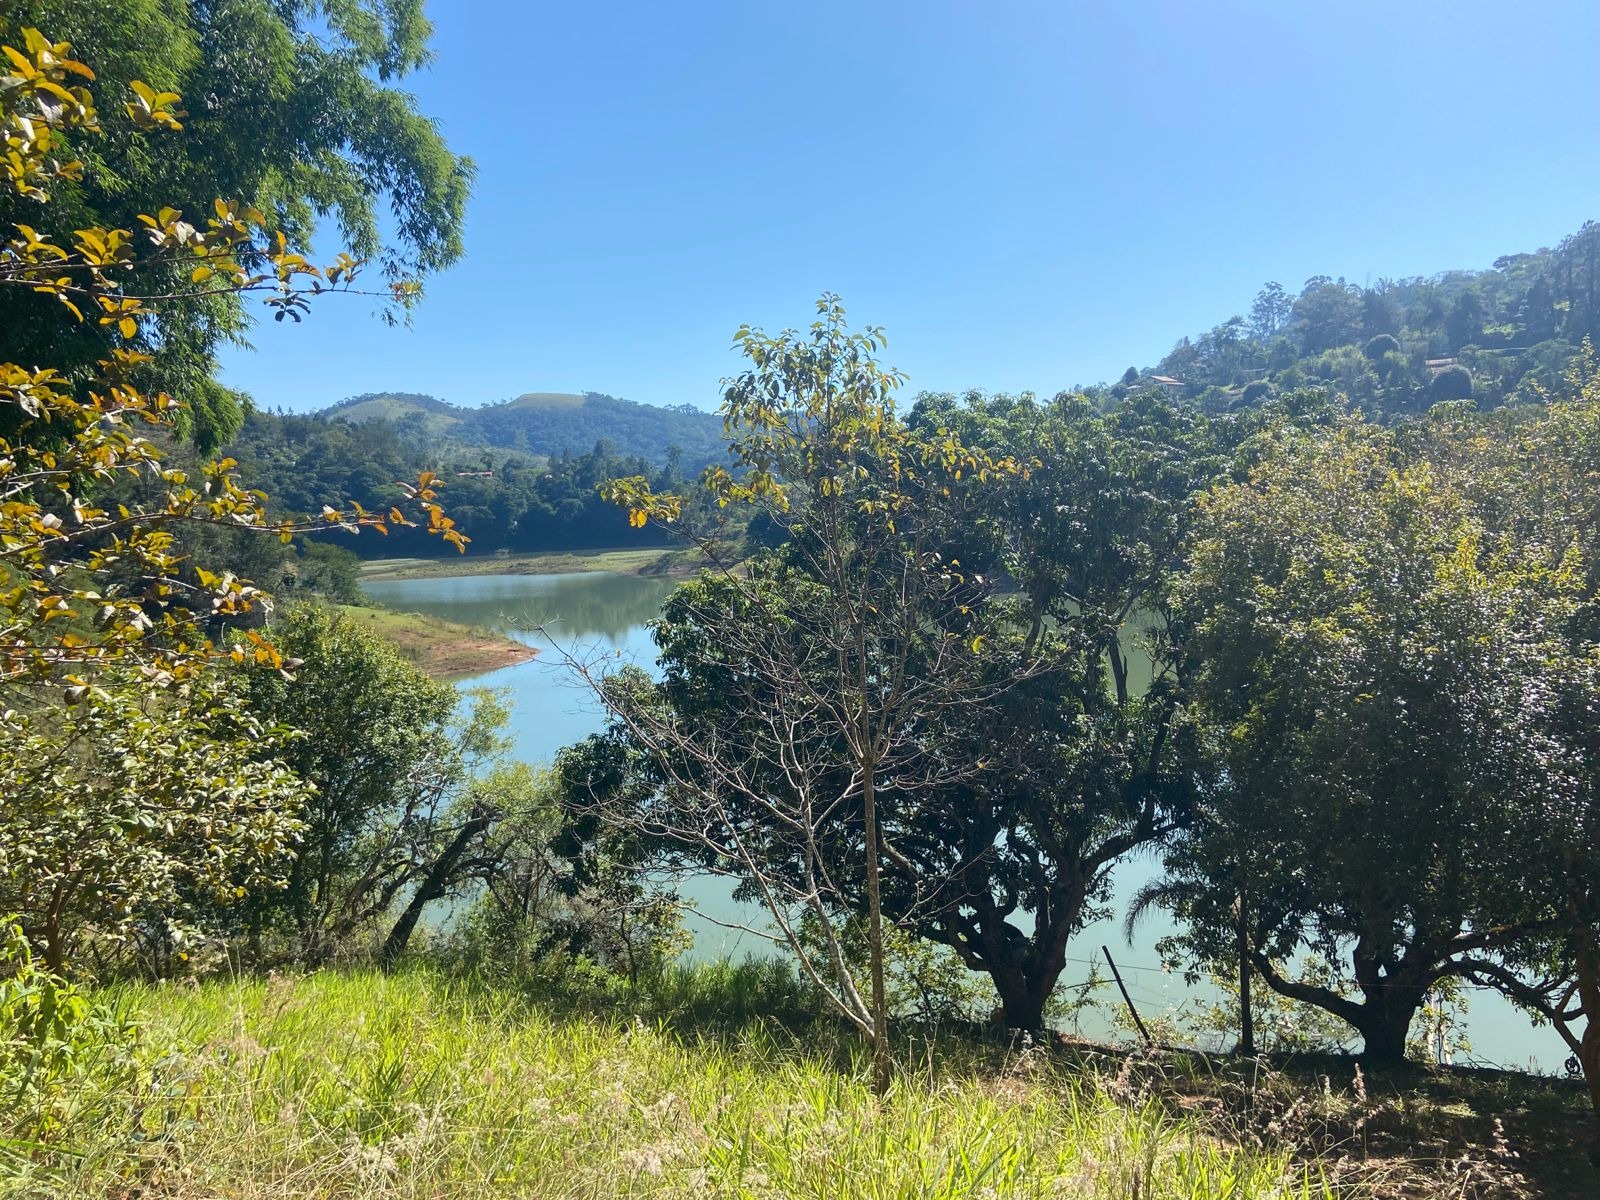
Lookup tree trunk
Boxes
[990,966,1051,1032]
[861,765,892,1096]
[1236,895,1255,1057]
[379,808,493,972]
[1574,927,1600,1119]
[1353,989,1423,1063]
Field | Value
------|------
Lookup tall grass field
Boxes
[11,969,1334,1199]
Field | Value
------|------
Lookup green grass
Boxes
[506,391,588,409]
[358,546,681,581]
[30,970,1334,1200]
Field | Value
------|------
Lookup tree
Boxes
[1239,380,1272,406]
[0,27,465,693]
[1249,282,1292,342]
[1362,333,1401,361]
[569,297,1018,1093]
[849,389,1220,1030]
[0,674,308,973]
[1161,416,1565,1061]
[240,605,513,965]
[0,27,463,974]
[1290,276,1364,354]
[1452,367,1600,1120]
[2,2,473,450]
[1445,290,1487,352]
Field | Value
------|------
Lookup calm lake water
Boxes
[364,570,1570,1073]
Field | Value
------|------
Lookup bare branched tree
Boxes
[552,296,1028,1093]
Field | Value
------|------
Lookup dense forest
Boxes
[1117,225,1600,415]
[223,409,689,556]
[319,387,727,464]
[4,8,1600,1199]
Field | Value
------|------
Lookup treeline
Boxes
[224,409,689,556]
[323,388,728,465]
[1114,219,1600,418]
[548,302,1600,1105]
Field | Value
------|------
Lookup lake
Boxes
[364,570,1571,1073]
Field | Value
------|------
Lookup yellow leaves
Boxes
[2,30,98,201]
[0,29,477,688]
[124,79,185,132]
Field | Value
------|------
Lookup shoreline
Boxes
[358,546,686,583]
[335,604,539,680]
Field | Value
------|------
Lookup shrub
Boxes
[1240,380,1273,406]
[1363,333,1401,361]
[0,920,164,1187]
[1430,363,1475,402]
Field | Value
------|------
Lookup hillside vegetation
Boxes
[321,389,726,465]
[1115,221,1600,416]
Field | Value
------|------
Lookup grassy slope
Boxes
[358,546,680,581]
[50,971,1328,1200]
[327,394,462,435]
[334,604,536,679]
[507,391,587,408]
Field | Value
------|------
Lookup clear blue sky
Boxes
[219,0,1600,413]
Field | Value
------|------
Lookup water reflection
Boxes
[366,571,676,645]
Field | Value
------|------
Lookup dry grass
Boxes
[357,547,679,582]
[333,604,537,678]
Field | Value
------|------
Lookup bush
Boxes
[1240,380,1273,406]
[1362,333,1401,361]
[0,920,165,1188]
[1430,363,1475,402]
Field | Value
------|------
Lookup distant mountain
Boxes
[321,390,724,466]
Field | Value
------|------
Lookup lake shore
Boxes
[335,603,538,679]
[358,546,686,582]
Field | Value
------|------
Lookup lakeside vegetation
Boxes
[4,9,1600,1199]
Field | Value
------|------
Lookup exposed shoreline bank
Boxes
[335,604,538,679]
[358,546,684,582]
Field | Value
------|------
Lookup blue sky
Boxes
[219,0,1600,413]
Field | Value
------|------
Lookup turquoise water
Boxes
[364,570,1571,1073]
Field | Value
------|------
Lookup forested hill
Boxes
[320,389,725,465]
[1110,218,1600,417]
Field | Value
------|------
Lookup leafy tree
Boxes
[0,675,309,973]
[1290,276,1364,354]
[1361,287,1400,339]
[0,26,464,693]
[1362,333,1401,361]
[0,28,463,977]
[1,2,472,450]
[1160,416,1567,1061]
[1239,380,1272,406]
[1445,290,1487,352]
[240,605,512,964]
[836,389,1223,1029]
[1450,369,1600,1118]
[1248,282,1292,342]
